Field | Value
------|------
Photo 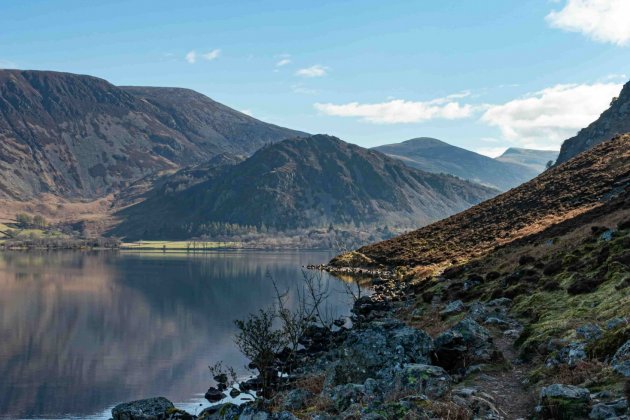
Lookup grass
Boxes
[120,240,242,250]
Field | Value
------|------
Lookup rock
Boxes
[329,383,366,412]
[324,319,433,387]
[589,398,628,419]
[576,324,603,342]
[546,342,587,367]
[440,300,465,318]
[111,397,175,420]
[239,406,271,420]
[199,403,241,419]
[611,339,630,377]
[539,384,590,419]
[281,388,314,411]
[204,387,227,403]
[390,363,451,399]
[273,412,298,420]
[433,318,495,371]
[606,317,627,330]
[229,388,241,399]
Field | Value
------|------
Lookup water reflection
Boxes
[0,250,350,419]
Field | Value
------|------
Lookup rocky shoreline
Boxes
[111,269,629,419]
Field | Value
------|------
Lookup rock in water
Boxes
[111,397,174,420]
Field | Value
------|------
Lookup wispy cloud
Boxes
[296,65,328,78]
[475,147,509,158]
[240,109,253,116]
[291,84,318,95]
[0,59,17,69]
[481,82,622,149]
[546,0,630,46]
[276,58,291,67]
[314,94,475,124]
[185,49,221,64]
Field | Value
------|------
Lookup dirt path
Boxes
[468,332,536,419]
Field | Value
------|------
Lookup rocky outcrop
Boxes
[556,80,630,164]
[538,384,591,419]
[111,397,176,420]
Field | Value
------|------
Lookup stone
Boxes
[539,384,590,419]
[390,363,451,399]
[239,406,271,420]
[111,397,175,420]
[433,318,495,371]
[611,339,630,377]
[199,403,241,420]
[576,324,603,342]
[589,398,628,419]
[546,342,587,367]
[329,383,366,412]
[281,388,314,411]
[440,300,465,318]
[204,387,227,403]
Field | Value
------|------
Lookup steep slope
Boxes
[0,70,303,199]
[495,147,559,172]
[556,80,630,164]
[373,137,539,191]
[110,135,498,240]
[335,135,629,269]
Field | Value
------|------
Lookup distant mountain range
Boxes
[557,80,630,164]
[495,147,558,172]
[0,70,304,199]
[373,138,556,191]
[110,135,498,240]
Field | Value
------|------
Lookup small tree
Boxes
[234,308,288,398]
[545,160,554,170]
[15,213,32,228]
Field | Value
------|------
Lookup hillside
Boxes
[556,80,630,164]
[110,135,498,240]
[333,135,630,269]
[495,147,559,172]
[0,70,303,199]
[373,137,539,191]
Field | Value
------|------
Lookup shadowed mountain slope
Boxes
[495,148,559,172]
[0,70,303,199]
[373,137,539,191]
[110,135,498,240]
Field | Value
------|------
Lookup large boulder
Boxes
[611,339,630,377]
[111,397,175,420]
[324,318,433,387]
[589,398,628,419]
[539,384,590,419]
[388,363,451,399]
[432,318,496,371]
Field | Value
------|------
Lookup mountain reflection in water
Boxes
[0,250,352,419]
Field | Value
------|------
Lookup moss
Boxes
[541,396,590,419]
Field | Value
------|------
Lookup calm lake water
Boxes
[0,250,353,419]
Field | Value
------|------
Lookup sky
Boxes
[1,0,629,156]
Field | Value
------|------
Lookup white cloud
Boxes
[314,96,475,124]
[276,58,291,67]
[546,0,630,45]
[291,84,318,95]
[296,65,328,78]
[185,49,221,64]
[202,49,221,61]
[240,109,253,116]
[481,82,622,149]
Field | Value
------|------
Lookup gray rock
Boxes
[390,363,451,399]
[589,398,628,419]
[433,318,495,371]
[329,383,366,412]
[546,342,587,367]
[281,388,314,411]
[111,397,174,420]
[611,340,630,377]
[324,319,433,387]
[440,300,465,317]
[239,407,270,420]
[606,317,627,330]
[273,412,298,420]
[576,324,603,342]
[199,403,241,420]
[540,384,591,419]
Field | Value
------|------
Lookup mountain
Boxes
[495,147,559,172]
[110,135,499,240]
[373,137,539,191]
[333,134,629,268]
[556,80,630,164]
[0,70,304,199]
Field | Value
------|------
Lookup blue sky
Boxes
[1,0,629,155]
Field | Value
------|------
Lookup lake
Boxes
[0,250,353,419]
